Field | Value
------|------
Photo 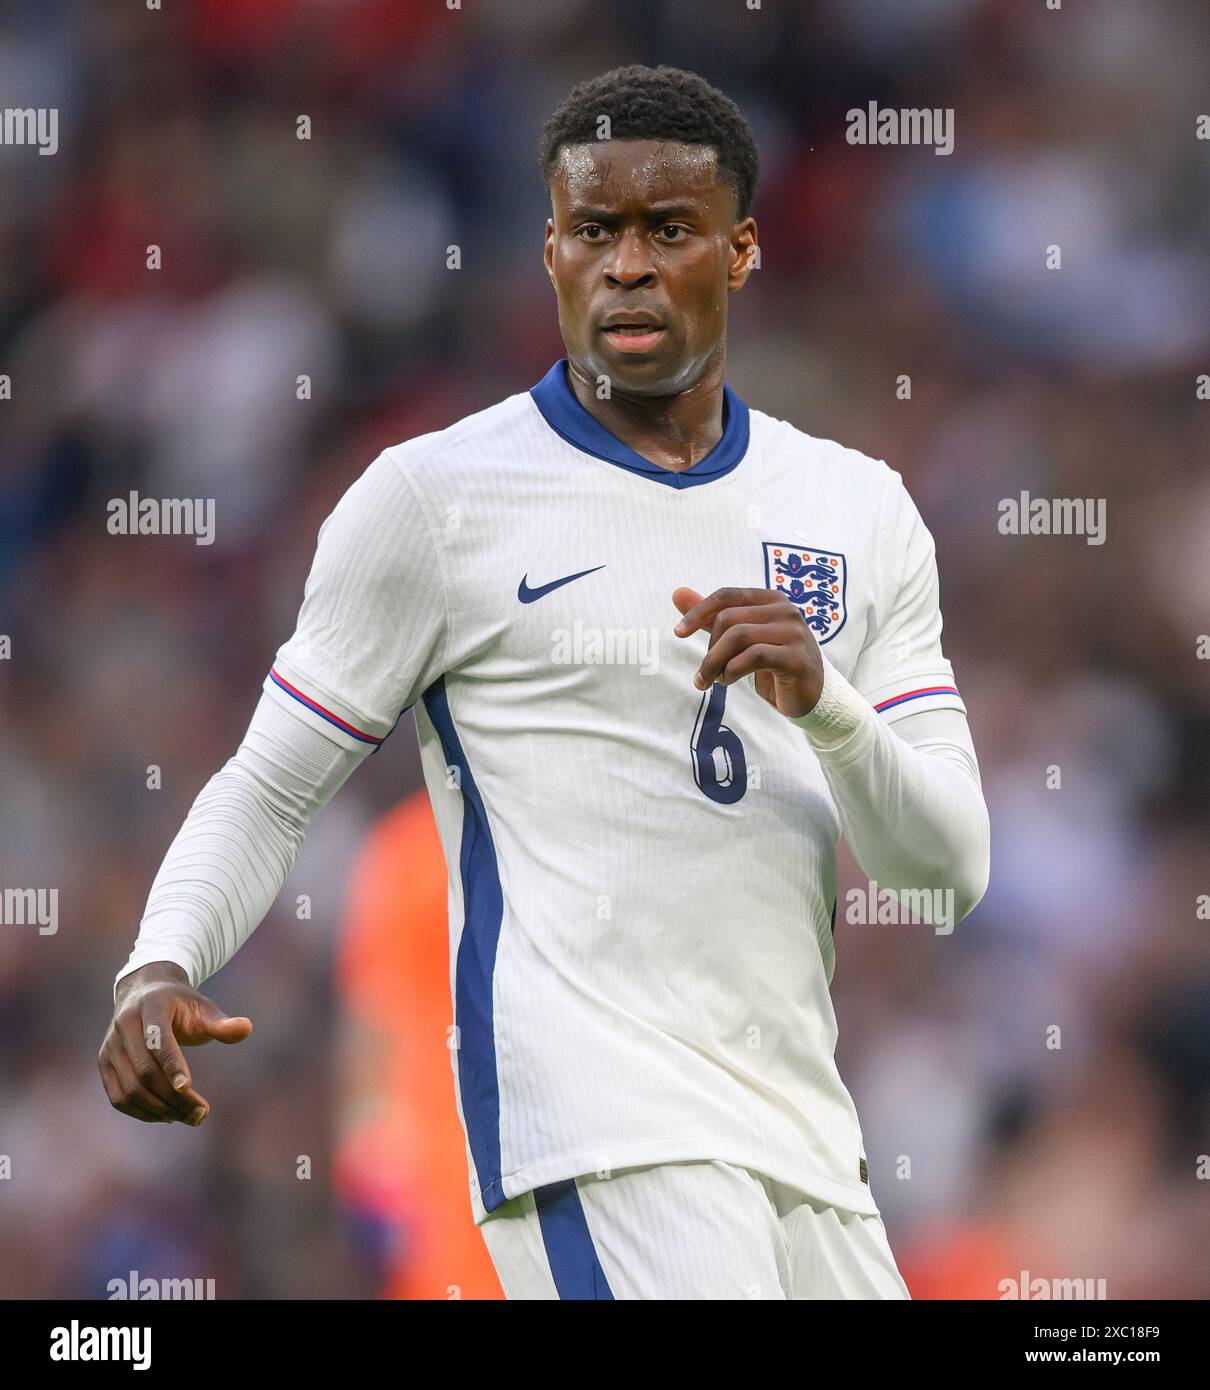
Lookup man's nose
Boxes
[604,230,656,288]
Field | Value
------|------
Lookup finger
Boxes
[210,1014,253,1044]
[173,998,253,1048]
[108,1046,179,1123]
[99,1058,130,1114]
[675,587,778,638]
[101,1059,159,1123]
[716,642,796,688]
[671,586,704,619]
[695,622,765,688]
[701,603,791,661]
[117,1011,200,1119]
[696,621,803,688]
[140,1006,208,1111]
[675,586,755,637]
[754,669,777,705]
[706,603,786,638]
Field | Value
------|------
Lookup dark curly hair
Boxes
[539,65,759,219]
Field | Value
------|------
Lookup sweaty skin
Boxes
[544,139,757,472]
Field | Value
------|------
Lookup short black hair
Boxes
[539,64,759,220]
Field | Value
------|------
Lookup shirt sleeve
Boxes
[850,467,966,724]
[114,691,370,994]
[264,447,450,751]
[792,659,990,928]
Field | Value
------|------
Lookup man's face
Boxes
[544,140,756,397]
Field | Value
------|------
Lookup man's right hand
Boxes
[98,962,253,1125]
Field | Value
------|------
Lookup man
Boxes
[100,64,990,1300]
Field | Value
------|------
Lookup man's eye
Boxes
[658,225,687,241]
[578,224,608,240]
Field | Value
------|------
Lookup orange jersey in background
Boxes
[335,790,502,1299]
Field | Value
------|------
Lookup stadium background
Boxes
[2,0,1209,1298]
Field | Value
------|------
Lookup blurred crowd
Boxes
[1,0,1208,1298]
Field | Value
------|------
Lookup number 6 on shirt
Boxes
[691,683,748,804]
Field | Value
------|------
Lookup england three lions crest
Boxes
[762,542,848,644]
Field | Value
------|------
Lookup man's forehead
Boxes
[552,139,722,204]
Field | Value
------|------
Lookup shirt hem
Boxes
[471,1137,880,1224]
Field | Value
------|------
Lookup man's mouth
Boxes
[601,320,665,352]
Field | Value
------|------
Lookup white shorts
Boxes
[478,1159,910,1300]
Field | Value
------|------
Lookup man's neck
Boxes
[565,357,727,473]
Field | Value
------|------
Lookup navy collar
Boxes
[529,359,750,490]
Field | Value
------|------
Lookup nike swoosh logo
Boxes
[517,564,606,604]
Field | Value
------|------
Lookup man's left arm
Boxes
[790,662,990,923]
[673,468,989,928]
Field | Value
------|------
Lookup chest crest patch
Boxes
[762,542,848,644]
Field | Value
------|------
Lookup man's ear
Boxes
[728,217,759,291]
[544,218,556,284]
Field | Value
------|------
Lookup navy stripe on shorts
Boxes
[533,1179,615,1300]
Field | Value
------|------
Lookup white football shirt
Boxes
[265,360,967,1221]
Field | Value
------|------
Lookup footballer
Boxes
[100,65,990,1300]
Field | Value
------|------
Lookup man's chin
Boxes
[579,347,685,397]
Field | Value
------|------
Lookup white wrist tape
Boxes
[788,657,870,751]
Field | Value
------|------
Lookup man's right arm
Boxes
[100,446,450,1125]
[113,692,369,993]
[99,680,375,1124]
